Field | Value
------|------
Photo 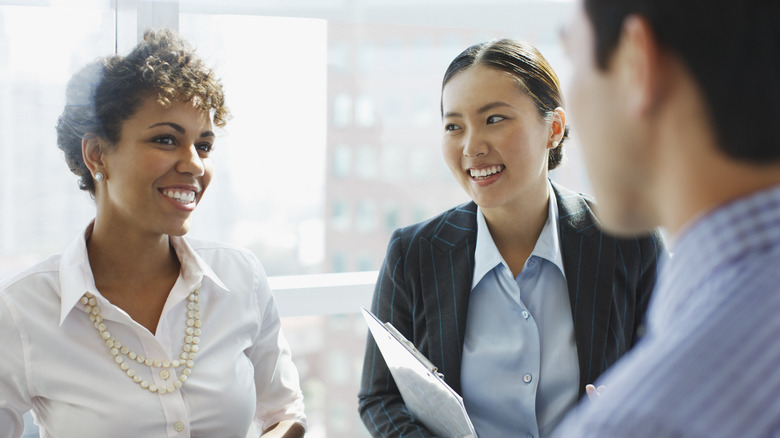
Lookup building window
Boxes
[384,203,400,233]
[331,199,351,231]
[333,93,353,127]
[355,145,378,180]
[355,200,376,233]
[355,95,375,127]
[332,144,353,178]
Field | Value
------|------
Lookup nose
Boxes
[177,144,206,177]
[462,130,488,158]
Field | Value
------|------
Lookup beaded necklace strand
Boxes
[81,285,201,395]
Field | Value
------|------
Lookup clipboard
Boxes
[361,307,477,438]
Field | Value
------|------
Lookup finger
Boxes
[585,384,599,400]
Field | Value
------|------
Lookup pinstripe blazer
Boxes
[358,181,666,438]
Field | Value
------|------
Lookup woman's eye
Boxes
[153,135,176,146]
[444,123,461,132]
[487,115,506,124]
[196,143,213,153]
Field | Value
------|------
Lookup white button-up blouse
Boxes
[0,224,306,438]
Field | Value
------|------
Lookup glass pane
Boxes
[281,312,372,438]
[0,3,115,274]
[0,4,116,438]
[178,3,581,436]
[178,1,583,279]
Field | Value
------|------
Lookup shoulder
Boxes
[389,201,477,246]
[182,237,267,293]
[0,254,61,296]
[552,181,666,255]
[0,255,63,328]
[185,237,260,267]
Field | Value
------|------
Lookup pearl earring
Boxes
[95,172,104,182]
[552,141,560,148]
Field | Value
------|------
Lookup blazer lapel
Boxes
[418,202,477,394]
[553,182,617,392]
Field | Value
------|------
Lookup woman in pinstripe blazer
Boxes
[358,39,665,438]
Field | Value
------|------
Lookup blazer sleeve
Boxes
[358,228,438,438]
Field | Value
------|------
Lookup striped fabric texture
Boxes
[358,182,665,437]
[552,184,780,438]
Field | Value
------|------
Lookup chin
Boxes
[166,222,192,237]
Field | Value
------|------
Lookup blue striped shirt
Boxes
[552,184,780,437]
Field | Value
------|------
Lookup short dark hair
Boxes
[442,39,569,170]
[56,28,230,195]
[584,0,780,163]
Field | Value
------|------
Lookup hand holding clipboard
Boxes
[361,307,477,438]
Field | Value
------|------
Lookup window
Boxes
[4,1,582,437]
[332,144,353,178]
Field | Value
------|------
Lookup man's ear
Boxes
[613,14,665,118]
[82,135,105,177]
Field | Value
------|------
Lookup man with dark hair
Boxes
[554,0,780,436]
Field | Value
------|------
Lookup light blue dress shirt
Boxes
[461,184,580,438]
[553,185,780,438]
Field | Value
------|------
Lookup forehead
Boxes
[442,65,531,112]
[126,96,213,128]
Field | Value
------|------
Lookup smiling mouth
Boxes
[469,165,505,180]
[161,189,197,204]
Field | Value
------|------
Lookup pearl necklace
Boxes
[80,286,202,395]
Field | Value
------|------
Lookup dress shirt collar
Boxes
[472,181,565,288]
[653,184,780,321]
[58,221,230,326]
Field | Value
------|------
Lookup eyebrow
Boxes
[148,122,215,138]
[443,101,514,118]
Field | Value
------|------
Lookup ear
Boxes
[82,135,105,177]
[548,107,566,149]
[614,14,664,118]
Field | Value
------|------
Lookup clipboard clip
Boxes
[384,322,445,379]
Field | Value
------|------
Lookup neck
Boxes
[642,58,780,236]
[481,183,550,276]
[87,217,180,290]
[659,152,780,236]
[651,74,780,234]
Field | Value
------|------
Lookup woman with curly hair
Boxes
[0,29,305,438]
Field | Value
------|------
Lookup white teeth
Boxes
[163,190,196,204]
[469,165,504,179]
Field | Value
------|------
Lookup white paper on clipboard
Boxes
[361,307,477,438]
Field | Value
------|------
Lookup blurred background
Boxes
[0,1,585,436]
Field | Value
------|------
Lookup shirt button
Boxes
[526,433,534,438]
[523,373,532,383]
[174,422,185,432]
[160,370,170,380]
[521,310,530,319]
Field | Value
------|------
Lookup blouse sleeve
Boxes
[0,295,32,438]
[243,255,307,434]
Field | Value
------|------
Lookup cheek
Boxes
[202,160,215,189]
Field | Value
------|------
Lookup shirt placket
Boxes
[96,295,194,437]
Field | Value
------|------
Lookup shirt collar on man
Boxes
[58,222,230,326]
[651,184,780,325]
[472,181,566,289]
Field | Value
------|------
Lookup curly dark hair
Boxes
[56,28,230,195]
[441,39,569,170]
